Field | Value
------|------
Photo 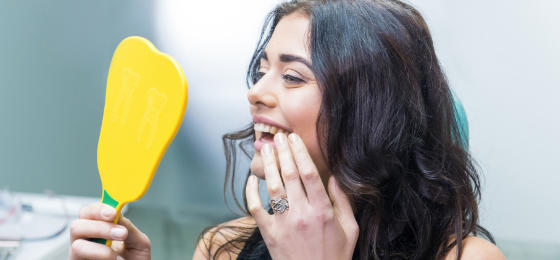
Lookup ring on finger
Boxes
[270,197,289,215]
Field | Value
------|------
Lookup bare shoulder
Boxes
[444,236,506,260]
[192,216,256,260]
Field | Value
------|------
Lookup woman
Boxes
[69,0,506,259]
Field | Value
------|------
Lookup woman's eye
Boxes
[254,71,265,82]
[282,74,305,85]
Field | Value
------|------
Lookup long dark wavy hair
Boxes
[198,0,494,259]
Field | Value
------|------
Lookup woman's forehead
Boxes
[264,12,311,61]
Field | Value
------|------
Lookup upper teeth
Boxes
[254,123,288,135]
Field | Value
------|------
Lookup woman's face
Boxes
[248,12,330,185]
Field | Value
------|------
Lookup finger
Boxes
[261,143,287,200]
[71,239,119,260]
[328,176,359,239]
[110,240,125,254]
[70,219,128,242]
[118,216,151,249]
[288,133,330,208]
[274,133,307,206]
[78,202,117,222]
[246,174,271,226]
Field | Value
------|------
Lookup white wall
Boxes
[411,0,560,244]
[153,0,280,213]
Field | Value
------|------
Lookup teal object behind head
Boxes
[451,91,469,149]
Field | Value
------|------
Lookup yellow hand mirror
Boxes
[92,36,188,245]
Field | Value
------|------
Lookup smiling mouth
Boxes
[254,122,291,142]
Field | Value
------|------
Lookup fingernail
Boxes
[274,133,287,145]
[111,227,126,240]
[288,133,298,144]
[330,176,336,187]
[263,143,272,155]
[101,207,115,220]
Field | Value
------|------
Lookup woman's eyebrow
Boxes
[260,51,312,69]
[279,54,311,69]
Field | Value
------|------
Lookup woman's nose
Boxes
[247,77,277,108]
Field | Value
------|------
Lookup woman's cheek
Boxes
[283,87,322,138]
[283,89,327,175]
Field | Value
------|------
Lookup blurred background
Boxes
[0,0,558,259]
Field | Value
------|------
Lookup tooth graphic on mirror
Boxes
[111,67,140,124]
[137,88,168,149]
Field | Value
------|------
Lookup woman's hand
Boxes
[69,202,151,260]
[246,133,359,260]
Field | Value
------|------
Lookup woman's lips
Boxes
[253,115,293,133]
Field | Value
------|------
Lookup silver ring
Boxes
[270,197,289,214]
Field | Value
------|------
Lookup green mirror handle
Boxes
[89,189,120,245]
